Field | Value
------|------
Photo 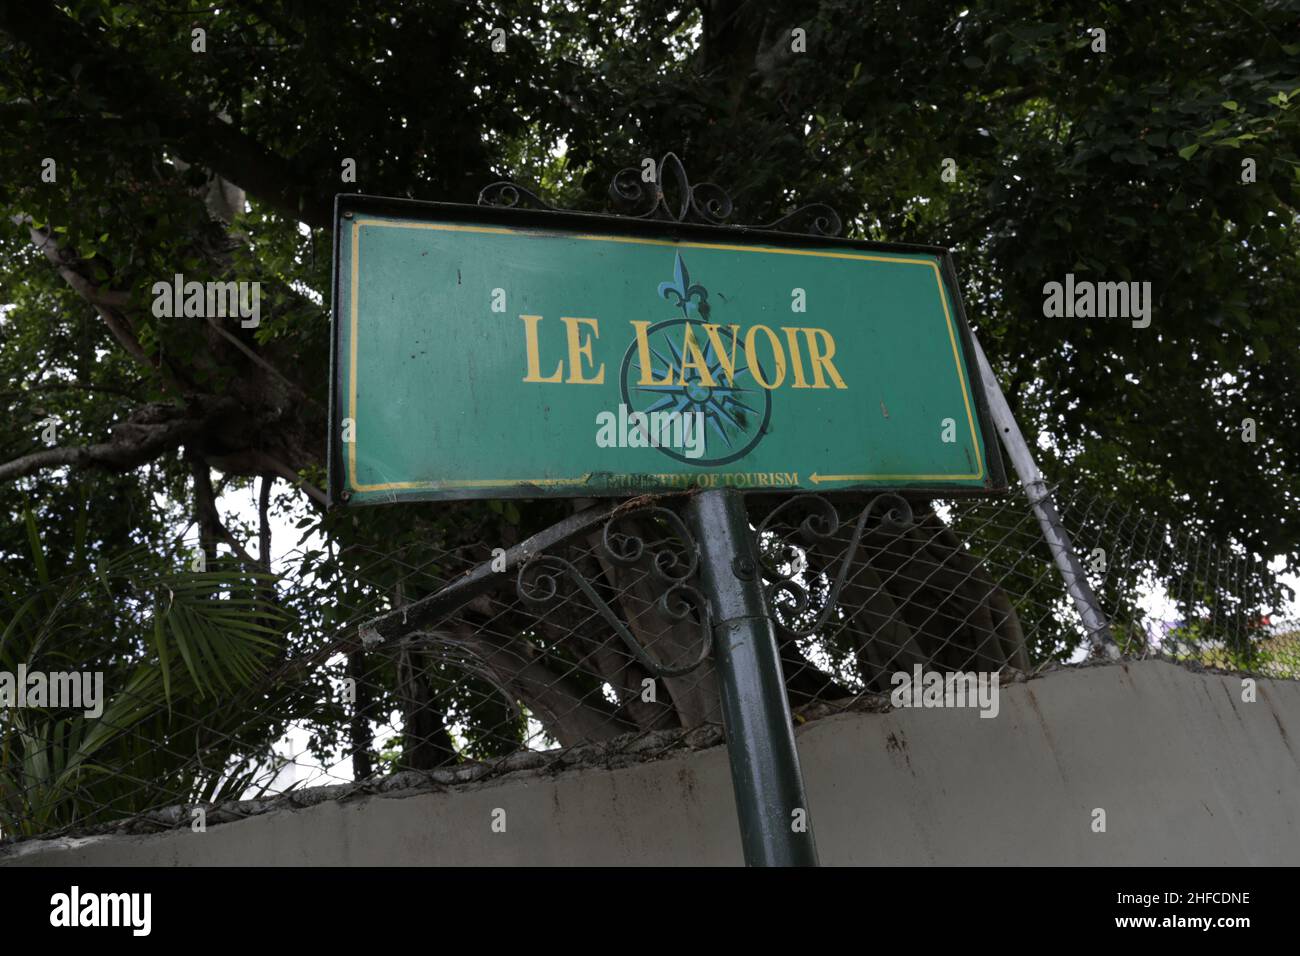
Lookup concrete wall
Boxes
[4,659,1298,866]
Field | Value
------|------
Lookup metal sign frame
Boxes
[328,191,1007,508]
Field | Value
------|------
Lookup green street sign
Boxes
[329,195,1005,505]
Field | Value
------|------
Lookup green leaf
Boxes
[152,608,172,708]
[1178,144,1200,160]
[72,489,88,569]
[0,594,41,660]
[23,506,49,586]
[167,603,203,696]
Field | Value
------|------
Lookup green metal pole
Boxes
[687,488,819,867]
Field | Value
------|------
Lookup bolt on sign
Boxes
[329,195,1006,504]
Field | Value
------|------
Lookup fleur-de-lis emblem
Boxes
[658,252,710,320]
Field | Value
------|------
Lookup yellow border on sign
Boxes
[346,219,985,492]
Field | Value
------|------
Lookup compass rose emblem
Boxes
[618,253,772,466]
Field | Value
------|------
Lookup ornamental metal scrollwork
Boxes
[756,493,913,637]
[757,203,843,237]
[479,151,842,237]
[608,152,734,226]
[516,505,711,677]
[476,181,557,211]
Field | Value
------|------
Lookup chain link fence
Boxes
[2,479,1295,844]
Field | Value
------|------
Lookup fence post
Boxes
[970,333,1120,658]
[686,487,820,866]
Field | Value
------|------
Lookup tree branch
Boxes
[254,452,328,509]
[0,408,208,481]
[17,218,156,372]
[187,449,259,568]
[205,317,324,413]
[0,381,141,400]
[258,475,272,573]
[0,3,332,229]
[403,625,633,748]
